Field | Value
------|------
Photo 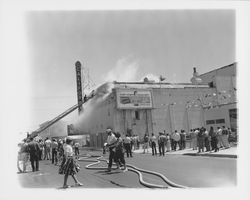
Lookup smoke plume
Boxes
[103,57,139,82]
[73,82,114,133]
[72,57,164,133]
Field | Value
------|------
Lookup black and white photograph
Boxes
[1,0,250,199]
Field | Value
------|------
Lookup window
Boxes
[135,110,140,120]
[208,81,214,88]
[206,120,215,125]
[216,119,225,124]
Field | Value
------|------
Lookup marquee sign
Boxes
[116,89,153,109]
[75,61,83,114]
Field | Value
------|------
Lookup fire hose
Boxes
[78,154,188,189]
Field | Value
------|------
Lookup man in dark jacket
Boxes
[28,137,40,172]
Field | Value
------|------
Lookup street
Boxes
[18,150,236,189]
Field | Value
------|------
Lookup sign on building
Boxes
[75,61,83,114]
[116,89,153,109]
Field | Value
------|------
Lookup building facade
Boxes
[85,82,215,147]
[85,63,237,147]
[199,63,237,132]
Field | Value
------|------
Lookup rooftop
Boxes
[113,81,210,89]
[199,62,236,76]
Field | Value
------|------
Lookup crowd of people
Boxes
[189,126,234,153]
[105,126,235,160]
[17,136,82,188]
[17,126,235,187]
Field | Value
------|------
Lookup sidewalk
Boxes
[133,145,237,158]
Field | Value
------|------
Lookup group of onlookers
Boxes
[17,137,40,173]
[18,136,82,188]
[129,126,234,156]
[17,136,80,173]
[190,126,233,153]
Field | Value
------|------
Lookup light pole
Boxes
[185,102,191,132]
[168,102,176,133]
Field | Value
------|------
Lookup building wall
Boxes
[83,78,235,147]
[199,63,236,84]
[86,94,116,147]
[87,86,215,147]
[113,108,153,139]
[199,63,237,104]
[204,103,237,130]
[151,87,215,134]
[199,63,237,132]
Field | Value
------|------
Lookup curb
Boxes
[183,153,237,158]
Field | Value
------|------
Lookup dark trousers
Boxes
[75,147,79,156]
[211,137,219,152]
[124,143,132,157]
[159,143,165,156]
[180,140,186,150]
[30,155,39,172]
[151,142,157,155]
[171,139,174,150]
[108,149,115,169]
[114,150,125,166]
[173,141,178,151]
[52,149,58,164]
[211,137,216,150]
[39,150,42,160]
[204,138,210,151]
[198,138,204,153]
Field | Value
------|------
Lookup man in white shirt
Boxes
[172,130,180,151]
[106,128,117,172]
[44,138,52,160]
[124,135,132,157]
[150,133,157,156]
[217,127,224,148]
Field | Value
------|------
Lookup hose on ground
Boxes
[78,154,188,189]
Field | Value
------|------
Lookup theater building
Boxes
[86,82,215,147]
[86,63,237,147]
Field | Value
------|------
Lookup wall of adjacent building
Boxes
[199,63,236,104]
[203,102,236,130]
[151,87,214,134]
[199,63,236,84]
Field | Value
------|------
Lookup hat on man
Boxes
[106,128,112,133]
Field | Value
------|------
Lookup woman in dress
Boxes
[59,137,83,188]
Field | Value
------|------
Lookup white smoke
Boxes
[103,57,139,82]
[72,57,166,133]
[73,82,114,133]
[139,73,160,82]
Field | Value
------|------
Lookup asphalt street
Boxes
[17,150,236,189]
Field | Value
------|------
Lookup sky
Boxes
[24,10,235,131]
